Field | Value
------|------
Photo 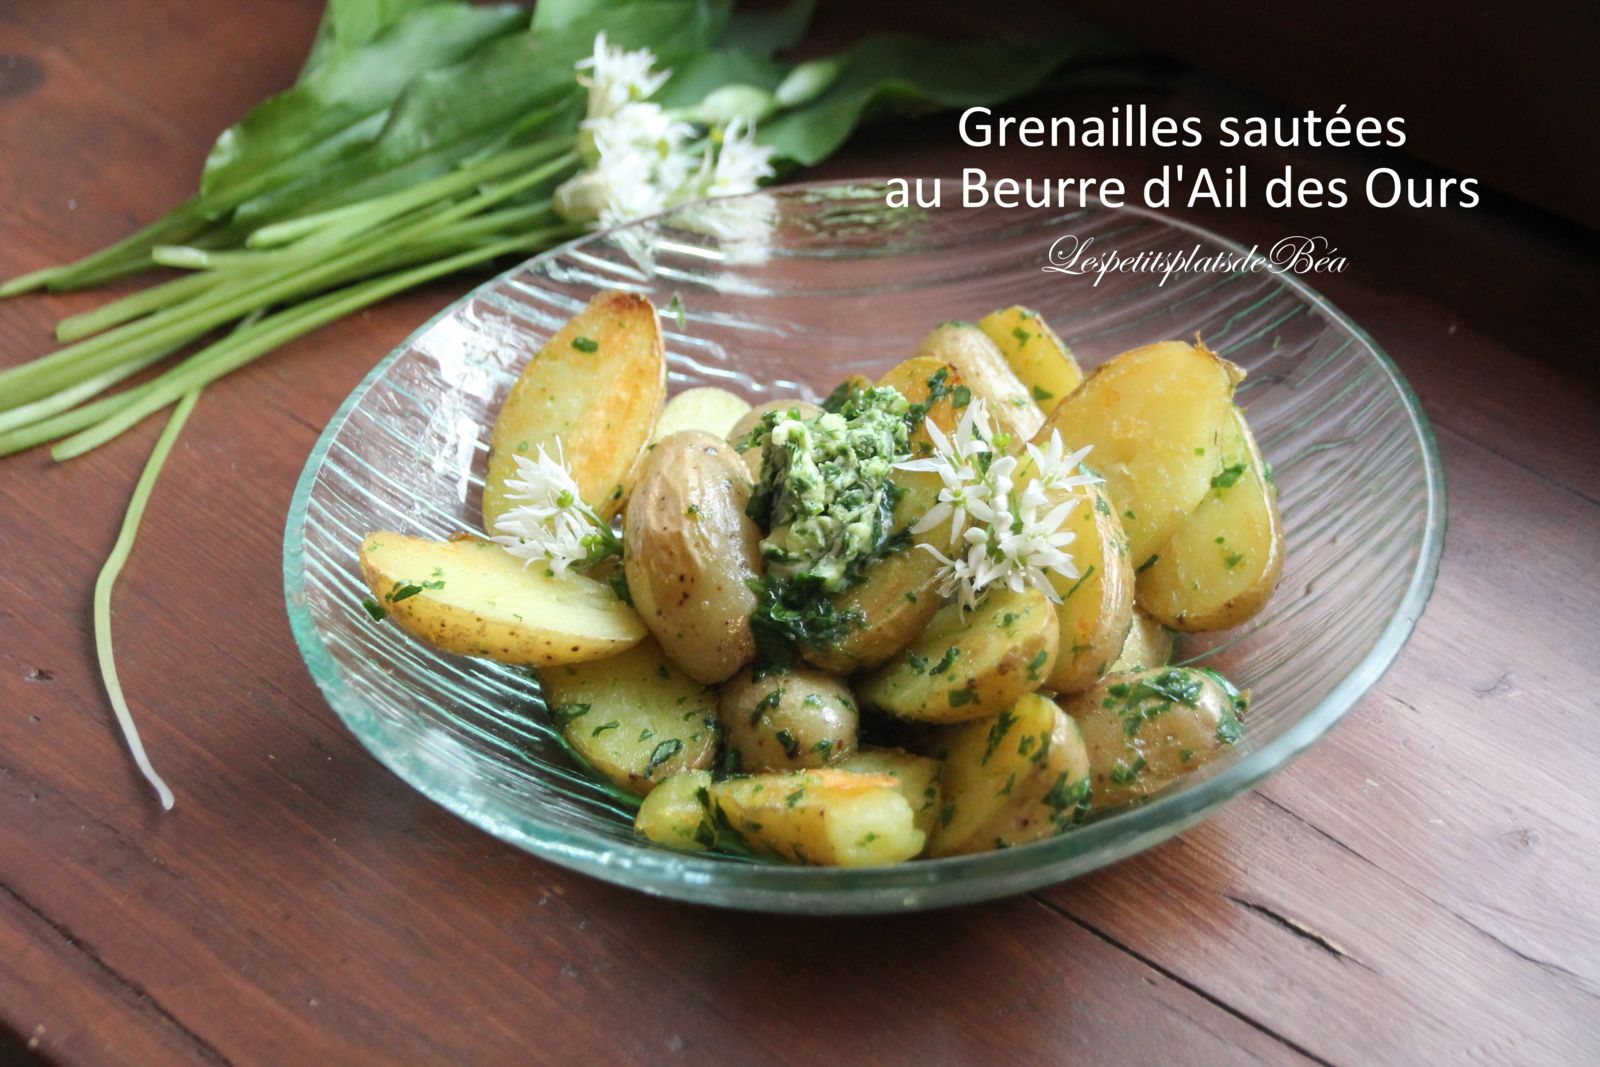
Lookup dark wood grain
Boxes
[1,3,1597,1065]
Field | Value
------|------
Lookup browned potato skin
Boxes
[483,290,665,529]
[1040,476,1135,694]
[916,322,1044,444]
[726,398,824,479]
[1061,667,1245,810]
[624,431,762,684]
[717,665,859,773]
[801,357,964,673]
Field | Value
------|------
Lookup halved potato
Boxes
[483,290,666,531]
[359,533,644,665]
[838,746,943,842]
[653,386,752,441]
[1061,667,1246,810]
[709,769,925,866]
[1137,406,1284,631]
[1110,607,1175,673]
[1036,475,1134,694]
[926,692,1093,857]
[916,321,1044,444]
[858,586,1058,723]
[1039,340,1241,566]
[623,431,763,684]
[801,357,964,674]
[978,305,1083,416]
[634,771,716,851]
[540,636,720,795]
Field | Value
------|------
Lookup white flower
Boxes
[900,401,1099,609]
[576,31,670,120]
[694,119,777,199]
[490,441,617,576]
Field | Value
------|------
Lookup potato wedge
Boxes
[359,533,644,665]
[858,586,1058,724]
[718,664,858,773]
[1039,340,1241,565]
[838,746,943,842]
[916,321,1044,443]
[634,771,716,851]
[801,357,964,673]
[540,637,720,795]
[1137,406,1284,631]
[927,693,1093,857]
[978,305,1083,416]
[483,290,666,531]
[1062,667,1246,810]
[1038,476,1134,694]
[653,386,752,442]
[624,431,762,684]
[709,769,925,866]
[1110,608,1175,673]
[726,398,824,479]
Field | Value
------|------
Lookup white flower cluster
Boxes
[896,400,1100,610]
[491,440,617,576]
[554,33,778,232]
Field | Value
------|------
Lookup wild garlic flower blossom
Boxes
[555,34,777,243]
[895,398,1099,609]
[491,441,619,576]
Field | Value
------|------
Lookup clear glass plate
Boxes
[284,179,1445,913]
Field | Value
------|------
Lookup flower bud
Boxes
[696,84,774,125]
[775,58,844,109]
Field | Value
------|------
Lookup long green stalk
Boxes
[0,202,211,297]
[0,346,178,437]
[56,269,230,342]
[94,388,202,810]
[0,151,577,411]
[53,224,573,459]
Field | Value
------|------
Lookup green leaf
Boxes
[299,0,450,81]
[718,0,816,56]
[758,31,1126,167]
[655,48,786,110]
[231,0,731,226]
[202,3,527,201]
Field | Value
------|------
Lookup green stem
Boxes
[94,388,202,811]
[0,152,577,411]
[0,346,176,437]
[56,269,228,342]
[52,224,576,459]
[0,202,210,297]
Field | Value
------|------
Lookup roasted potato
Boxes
[926,693,1093,857]
[1137,406,1284,631]
[916,321,1044,444]
[540,637,719,795]
[1034,475,1134,694]
[634,770,716,851]
[623,431,762,684]
[1040,340,1241,566]
[801,357,963,673]
[977,305,1083,416]
[858,586,1058,724]
[483,290,666,530]
[1110,608,1175,673]
[359,533,644,665]
[1062,667,1246,810]
[727,398,824,477]
[709,769,926,866]
[717,665,859,773]
[838,746,943,842]
[653,386,752,442]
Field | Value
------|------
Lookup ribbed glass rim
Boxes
[283,178,1447,912]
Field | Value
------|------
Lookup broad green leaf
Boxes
[299,0,450,80]
[203,3,526,200]
[759,31,1127,167]
[232,1,732,226]
[655,48,785,110]
[718,0,815,56]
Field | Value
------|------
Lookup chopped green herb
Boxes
[590,720,620,737]
[387,581,424,603]
[930,647,960,676]
[948,684,978,708]
[571,336,599,353]
[775,729,801,760]
[1211,462,1246,489]
[1224,551,1245,570]
[1031,384,1053,401]
[1136,554,1160,574]
[982,708,1018,762]
[646,739,683,773]
[553,703,590,728]
[811,738,834,758]
[908,653,930,675]
[785,788,806,807]
[1110,756,1148,785]
[1026,649,1049,681]
[360,597,388,622]
[667,294,687,330]
[951,385,973,408]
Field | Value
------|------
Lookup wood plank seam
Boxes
[0,878,232,1066]
[1221,896,1376,973]
[1029,893,1332,1066]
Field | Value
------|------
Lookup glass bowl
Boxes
[284,179,1445,913]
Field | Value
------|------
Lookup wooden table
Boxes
[2,4,1597,1064]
